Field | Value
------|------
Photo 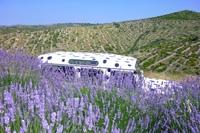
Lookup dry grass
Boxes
[143,71,198,82]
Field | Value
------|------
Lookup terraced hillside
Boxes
[0,23,95,30]
[0,10,200,75]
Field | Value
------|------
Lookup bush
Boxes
[93,26,97,29]
[169,57,176,64]
[53,43,57,48]
[151,62,167,72]
[182,67,188,71]
[143,61,151,68]
[186,59,196,66]
[104,44,113,52]
[113,22,120,28]
[188,34,199,41]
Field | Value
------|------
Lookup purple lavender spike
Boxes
[21,120,27,132]
[56,124,63,133]
[4,113,10,125]
[51,112,56,123]
[5,126,11,133]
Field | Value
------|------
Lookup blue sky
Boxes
[0,0,200,26]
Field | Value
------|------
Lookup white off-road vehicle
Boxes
[38,51,142,75]
[38,51,171,91]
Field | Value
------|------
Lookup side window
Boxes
[115,63,119,67]
[47,56,52,60]
[103,60,107,64]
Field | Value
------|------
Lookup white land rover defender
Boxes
[38,51,171,91]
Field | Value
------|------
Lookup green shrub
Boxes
[113,22,120,28]
[186,59,196,66]
[169,57,176,64]
[194,25,199,31]
[188,34,199,41]
[182,67,188,71]
[104,44,113,52]
[52,43,57,48]
[143,61,151,68]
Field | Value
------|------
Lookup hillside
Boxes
[152,10,200,20]
[0,23,95,34]
[0,10,200,75]
[0,23,95,29]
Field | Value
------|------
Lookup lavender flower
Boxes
[42,119,49,131]
[0,102,4,114]
[4,91,14,105]
[4,113,10,125]
[104,114,109,132]
[51,112,57,123]
[5,126,11,133]
[9,107,16,122]
[56,124,63,133]
[21,120,27,132]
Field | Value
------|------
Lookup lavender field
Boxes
[0,48,200,133]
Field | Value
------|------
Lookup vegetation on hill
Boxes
[0,23,96,30]
[151,10,200,20]
[0,10,200,76]
[0,28,40,34]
